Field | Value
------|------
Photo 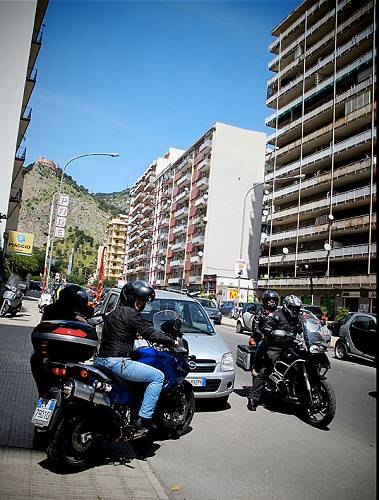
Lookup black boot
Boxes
[247,398,257,411]
[135,416,158,432]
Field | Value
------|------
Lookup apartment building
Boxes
[104,215,128,281]
[126,122,266,301]
[0,0,48,254]
[258,0,376,315]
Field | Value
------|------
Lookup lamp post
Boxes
[237,174,305,303]
[304,264,314,304]
[44,152,119,290]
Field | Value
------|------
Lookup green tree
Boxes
[335,306,350,322]
[4,252,39,278]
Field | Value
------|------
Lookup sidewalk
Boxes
[0,295,168,500]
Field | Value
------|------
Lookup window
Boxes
[104,293,119,314]
[352,316,371,331]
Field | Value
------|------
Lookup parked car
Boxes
[194,297,222,325]
[334,312,376,364]
[329,312,356,336]
[29,280,42,291]
[302,305,324,320]
[97,288,235,404]
[235,302,261,334]
[220,301,246,318]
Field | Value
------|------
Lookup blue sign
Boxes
[16,234,26,243]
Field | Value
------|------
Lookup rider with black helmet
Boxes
[95,280,179,431]
[42,284,93,322]
[247,293,303,412]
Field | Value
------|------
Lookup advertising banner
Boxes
[7,231,34,255]
[234,259,248,278]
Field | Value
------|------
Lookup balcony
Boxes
[173,224,186,235]
[171,259,185,268]
[196,177,209,190]
[130,211,143,223]
[264,185,376,224]
[189,275,202,284]
[192,235,205,245]
[199,140,212,154]
[177,157,192,173]
[168,277,181,285]
[197,158,210,173]
[190,255,203,264]
[177,173,191,187]
[259,243,376,265]
[175,207,189,219]
[158,232,168,241]
[194,196,208,208]
[171,241,185,251]
[141,204,153,215]
[257,274,376,289]
[176,190,189,203]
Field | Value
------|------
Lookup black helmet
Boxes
[282,295,302,319]
[262,289,280,312]
[120,280,155,307]
[58,284,89,313]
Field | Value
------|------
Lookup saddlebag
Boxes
[236,344,256,371]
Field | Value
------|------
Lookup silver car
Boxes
[334,312,376,364]
[97,288,235,404]
[194,297,222,325]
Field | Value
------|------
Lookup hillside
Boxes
[18,158,128,277]
[94,189,130,215]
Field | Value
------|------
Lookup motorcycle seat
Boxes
[95,365,147,391]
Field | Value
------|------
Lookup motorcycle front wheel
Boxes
[47,416,97,470]
[300,380,336,429]
[0,301,9,317]
[156,387,195,438]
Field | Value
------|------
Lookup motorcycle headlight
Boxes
[221,352,234,371]
[309,345,325,354]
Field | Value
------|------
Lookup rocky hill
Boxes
[18,158,129,277]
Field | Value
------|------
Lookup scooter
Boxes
[0,283,26,317]
[38,289,53,314]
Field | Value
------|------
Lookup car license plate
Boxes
[31,398,56,427]
[187,377,206,387]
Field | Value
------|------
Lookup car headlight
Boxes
[221,352,234,371]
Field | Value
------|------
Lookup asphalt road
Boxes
[135,323,376,500]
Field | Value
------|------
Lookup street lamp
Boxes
[304,264,314,304]
[44,152,119,290]
[237,174,305,302]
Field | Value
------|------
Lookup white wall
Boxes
[203,122,266,281]
[0,0,37,248]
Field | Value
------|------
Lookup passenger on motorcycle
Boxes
[248,289,280,369]
[31,284,94,394]
[247,294,303,412]
[95,280,179,431]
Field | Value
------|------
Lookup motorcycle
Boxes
[0,283,26,317]
[263,313,335,429]
[38,289,53,314]
[30,310,195,469]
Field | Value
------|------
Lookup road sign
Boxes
[59,194,69,206]
[235,259,248,279]
[55,227,65,238]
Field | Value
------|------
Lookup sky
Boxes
[25,0,298,193]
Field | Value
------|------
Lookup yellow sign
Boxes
[7,230,34,255]
[228,288,238,300]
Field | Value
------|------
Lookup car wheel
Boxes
[236,321,244,334]
[334,341,349,360]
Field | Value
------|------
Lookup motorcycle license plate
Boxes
[187,377,206,387]
[31,398,56,427]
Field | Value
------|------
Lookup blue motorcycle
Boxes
[31,310,195,469]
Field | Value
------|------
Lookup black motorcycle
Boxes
[31,310,195,469]
[264,312,336,429]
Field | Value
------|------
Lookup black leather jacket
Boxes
[251,306,274,343]
[98,304,176,358]
[261,308,303,349]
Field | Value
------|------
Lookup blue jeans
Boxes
[95,357,164,419]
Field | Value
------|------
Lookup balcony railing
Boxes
[259,243,376,265]
[175,207,189,219]
[199,140,212,154]
[171,241,185,251]
[173,224,186,235]
[189,275,202,283]
[192,235,205,245]
[264,185,376,223]
[196,177,209,190]
[176,190,189,202]
[158,232,168,241]
[194,196,208,208]
[197,158,211,172]
[168,277,181,284]
[258,274,376,289]
[190,255,203,264]
[177,173,191,187]
[171,259,185,268]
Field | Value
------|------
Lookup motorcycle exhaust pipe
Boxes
[64,379,111,407]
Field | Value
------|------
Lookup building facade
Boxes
[0,0,48,258]
[126,122,266,302]
[104,215,129,282]
[258,0,376,315]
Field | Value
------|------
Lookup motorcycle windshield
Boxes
[153,310,178,332]
[303,316,331,346]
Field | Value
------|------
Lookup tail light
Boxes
[40,340,48,356]
[52,327,87,338]
[51,367,67,376]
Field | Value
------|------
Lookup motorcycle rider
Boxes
[31,284,94,394]
[247,294,303,411]
[95,280,179,431]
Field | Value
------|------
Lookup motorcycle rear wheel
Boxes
[300,380,336,429]
[47,417,97,470]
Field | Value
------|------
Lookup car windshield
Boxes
[197,298,217,309]
[142,298,214,334]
